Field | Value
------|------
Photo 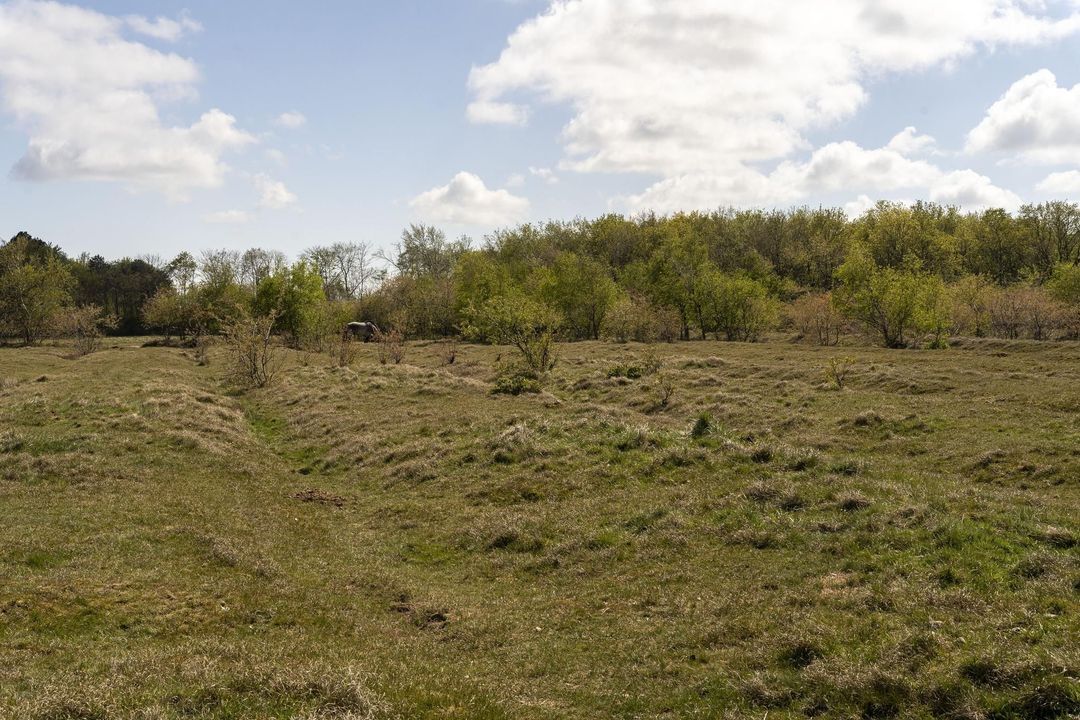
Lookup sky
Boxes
[2,0,1080,261]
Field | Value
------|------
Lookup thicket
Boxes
[2,200,1080,351]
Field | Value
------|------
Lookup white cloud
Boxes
[466,100,528,125]
[966,69,1080,164]
[625,167,795,213]
[472,0,1080,178]
[125,12,202,42]
[276,111,307,129]
[474,1,1079,210]
[410,171,529,226]
[0,1,254,199]
[506,173,525,188]
[772,140,941,194]
[886,127,938,156]
[1036,170,1080,194]
[529,166,558,184]
[203,209,251,224]
[928,169,1022,210]
[626,134,1019,212]
[844,195,879,218]
[255,174,298,209]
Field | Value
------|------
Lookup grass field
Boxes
[0,337,1077,719]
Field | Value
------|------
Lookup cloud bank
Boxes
[470,0,1080,211]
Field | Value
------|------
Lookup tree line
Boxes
[2,200,1079,353]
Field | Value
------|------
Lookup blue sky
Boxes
[2,0,1080,261]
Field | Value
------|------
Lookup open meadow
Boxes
[0,337,1077,719]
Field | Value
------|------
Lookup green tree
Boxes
[454,251,512,318]
[534,252,617,340]
[1019,201,1080,275]
[949,275,994,338]
[254,261,327,346]
[964,208,1030,283]
[833,248,945,348]
[697,271,779,342]
[1047,262,1080,306]
[463,293,561,373]
[0,236,74,344]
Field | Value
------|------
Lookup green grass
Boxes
[0,337,1077,719]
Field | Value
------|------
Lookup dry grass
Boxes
[0,337,1077,718]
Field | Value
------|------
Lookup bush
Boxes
[788,292,844,345]
[439,338,458,365]
[54,305,117,357]
[142,287,213,341]
[653,373,675,408]
[949,275,993,337]
[0,242,74,345]
[375,328,405,365]
[699,272,779,342]
[601,294,676,343]
[1047,264,1080,338]
[825,356,855,389]
[492,362,541,395]
[833,249,947,348]
[223,310,281,388]
[989,285,1064,340]
[253,261,327,348]
[608,363,645,379]
[1047,262,1080,306]
[464,293,560,374]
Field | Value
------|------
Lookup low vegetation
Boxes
[3,203,1080,354]
[1,336,1076,718]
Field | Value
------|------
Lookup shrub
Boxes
[253,261,327,348]
[918,276,952,348]
[833,249,947,348]
[193,334,212,366]
[608,363,645,379]
[223,310,281,388]
[825,356,855,389]
[492,362,541,395]
[1047,262,1080,306]
[788,292,844,345]
[328,329,357,367]
[0,244,74,345]
[464,293,560,374]
[653,373,675,408]
[54,305,117,357]
[655,307,683,343]
[949,275,993,337]
[601,294,677,343]
[989,285,1064,340]
[641,345,664,374]
[142,287,211,341]
[375,328,405,365]
[699,272,779,342]
[439,338,458,365]
[988,286,1025,339]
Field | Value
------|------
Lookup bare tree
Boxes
[303,242,383,299]
[198,249,242,289]
[239,248,287,291]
